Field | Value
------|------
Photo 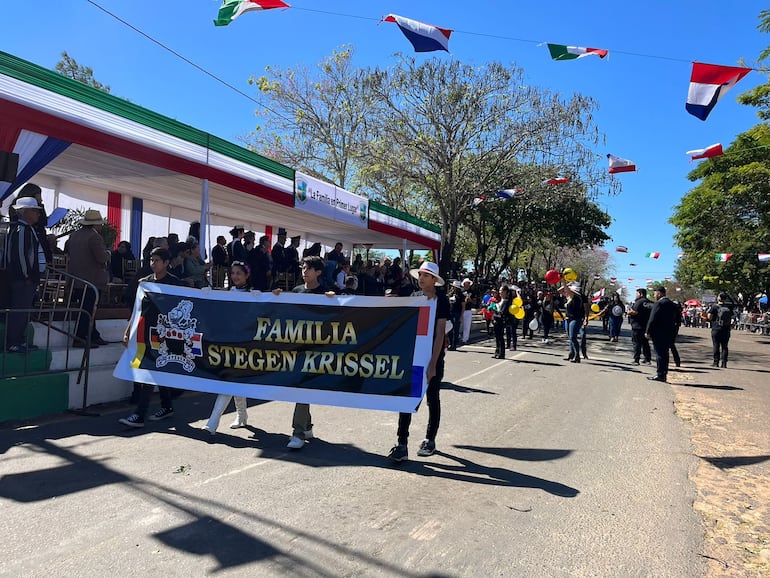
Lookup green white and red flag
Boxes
[547,44,608,61]
[715,253,732,262]
[645,252,660,259]
[214,0,289,26]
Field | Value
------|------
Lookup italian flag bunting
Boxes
[214,0,289,26]
[547,44,608,61]
[715,253,732,262]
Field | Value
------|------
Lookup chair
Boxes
[211,265,228,289]
[122,259,140,285]
[51,253,68,271]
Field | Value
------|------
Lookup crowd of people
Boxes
[2,182,760,463]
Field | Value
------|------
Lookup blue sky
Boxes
[2,1,767,283]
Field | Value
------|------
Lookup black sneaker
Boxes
[388,444,408,462]
[148,407,174,421]
[417,439,436,457]
[118,413,145,428]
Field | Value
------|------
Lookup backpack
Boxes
[717,305,732,328]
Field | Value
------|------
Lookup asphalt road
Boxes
[1,322,706,577]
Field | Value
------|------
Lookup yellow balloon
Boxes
[591,303,600,313]
[508,304,518,315]
[563,268,578,282]
[513,307,525,319]
[512,296,523,307]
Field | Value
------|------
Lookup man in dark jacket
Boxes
[645,286,678,382]
[628,288,652,365]
[5,197,46,353]
[708,292,733,368]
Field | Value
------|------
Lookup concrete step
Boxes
[31,319,128,348]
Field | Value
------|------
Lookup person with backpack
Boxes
[3,197,46,353]
[628,288,653,366]
[708,292,734,368]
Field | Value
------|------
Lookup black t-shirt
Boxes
[292,284,328,294]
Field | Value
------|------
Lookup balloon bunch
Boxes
[543,267,578,285]
[508,295,525,319]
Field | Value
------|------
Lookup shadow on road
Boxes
[700,455,770,469]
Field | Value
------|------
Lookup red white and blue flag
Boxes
[615,245,628,253]
[686,143,723,160]
[607,154,636,174]
[591,288,605,303]
[496,188,522,199]
[542,177,571,185]
[0,129,71,202]
[383,14,452,53]
[686,62,751,121]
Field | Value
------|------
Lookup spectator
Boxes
[248,234,273,291]
[645,286,678,382]
[184,240,211,288]
[4,197,46,354]
[8,183,51,264]
[628,288,652,366]
[110,240,135,282]
[708,292,734,368]
[460,278,477,345]
[228,225,246,263]
[211,235,228,267]
[65,209,111,348]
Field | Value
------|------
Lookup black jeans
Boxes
[632,327,651,362]
[397,355,444,445]
[494,320,506,357]
[711,329,730,364]
[652,338,671,379]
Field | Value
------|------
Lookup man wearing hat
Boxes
[460,277,478,346]
[227,225,245,264]
[628,288,653,366]
[66,209,111,348]
[271,228,289,288]
[285,235,301,287]
[4,197,47,353]
[388,261,450,462]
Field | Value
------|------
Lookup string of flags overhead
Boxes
[212,2,756,176]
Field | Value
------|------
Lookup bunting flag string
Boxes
[382,14,452,53]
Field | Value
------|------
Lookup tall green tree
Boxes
[54,51,110,93]
[671,125,770,304]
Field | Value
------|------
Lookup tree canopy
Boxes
[54,51,110,93]
[247,48,615,277]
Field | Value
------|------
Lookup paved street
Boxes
[1,321,712,577]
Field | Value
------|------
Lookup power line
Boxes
[84,0,292,123]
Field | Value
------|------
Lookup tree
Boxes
[246,46,371,190]
[54,51,110,93]
[671,125,770,306]
[362,55,614,275]
[246,49,615,275]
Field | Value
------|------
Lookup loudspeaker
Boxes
[0,150,19,183]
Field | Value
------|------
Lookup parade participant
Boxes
[563,282,584,363]
[273,255,336,449]
[708,292,734,368]
[628,288,652,365]
[388,261,450,462]
[460,278,477,345]
[202,261,252,434]
[540,291,555,344]
[118,248,182,428]
[645,286,678,382]
[601,293,625,343]
[494,286,512,359]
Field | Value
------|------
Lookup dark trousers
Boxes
[7,280,36,347]
[542,316,553,339]
[73,286,102,342]
[670,327,680,366]
[652,338,671,379]
[712,329,730,365]
[494,320,506,357]
[632,328,651,362]
[397,356,444,445]
[449,311,461,348]
[522,317,534,338]
[135,383,173,419]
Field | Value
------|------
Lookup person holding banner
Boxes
[118,248,182,428]
[388,261,450,462]
[202,261,252,434]
[273,255,336,450]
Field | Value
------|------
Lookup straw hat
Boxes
[409,261,445,286]
[79,209,106,225]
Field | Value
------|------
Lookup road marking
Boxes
[201,457,276,485]
[453,354,524,384]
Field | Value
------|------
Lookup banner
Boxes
[294,171,369,228]
[114,285,437,412]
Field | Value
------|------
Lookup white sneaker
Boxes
[201,425,215,436]
[287,435,306,449]
[229,419,247,429]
